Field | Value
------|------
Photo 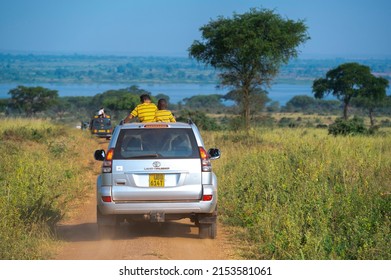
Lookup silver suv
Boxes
[94,120,220,239]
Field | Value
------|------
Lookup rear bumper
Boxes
[96,180,217,216]
[98,199,217,215]
[96,172,218,216]
[93,133,112,138]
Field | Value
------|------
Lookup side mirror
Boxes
[94,149,106,161]
[208,148,221,160]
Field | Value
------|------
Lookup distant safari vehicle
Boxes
[90,114,113,139]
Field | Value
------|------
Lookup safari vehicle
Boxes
[90,114,112,139]
[94,120,220,239]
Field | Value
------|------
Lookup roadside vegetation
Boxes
[1,117,390,260]
[204,127,391,259]
[0,119,100,259]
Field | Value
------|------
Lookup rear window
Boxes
[92,118,111,127]
[114,128,199,159]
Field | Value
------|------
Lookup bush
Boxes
[176,109,221,130]
[278,117,298,128]
[328,117,367,136]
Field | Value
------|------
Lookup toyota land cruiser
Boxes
[94,120,220,239]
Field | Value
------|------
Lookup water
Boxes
[0,82,313,105]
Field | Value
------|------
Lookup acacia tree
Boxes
[8,86,58,117]
[188,8,309,129]
[352,75,389,127]
[312,62,388,120]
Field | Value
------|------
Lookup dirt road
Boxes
[54,138,236,260]
[54,189,236,260]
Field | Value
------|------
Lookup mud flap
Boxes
[197,215,216,224]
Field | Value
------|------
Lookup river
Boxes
[0,82,313,105]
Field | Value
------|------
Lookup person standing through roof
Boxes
[155,98,176,122]
[98,107,105,118]
[123,94,157,123]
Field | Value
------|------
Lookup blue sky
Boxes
[0,0,390,58]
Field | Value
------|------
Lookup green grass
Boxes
[1,118,390,260]
[204,128,391,259]
[0,118,99,259]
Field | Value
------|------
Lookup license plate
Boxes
[98,129,105,132]
[149,174,164,187]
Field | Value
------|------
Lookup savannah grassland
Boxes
[0,119,100,259]
[206,126,390,259]
[0,118,390,259]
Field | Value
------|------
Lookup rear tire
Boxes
[199,222,217,239]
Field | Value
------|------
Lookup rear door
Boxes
[111,127,202,201]
[92,118,111,135]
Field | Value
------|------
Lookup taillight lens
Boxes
[202,194,213,201]
[199,147,212,172]
[101,196,112,202]
[102,148,114,173]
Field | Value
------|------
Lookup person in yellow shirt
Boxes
[155,98,176,122]
[124,94,157,123]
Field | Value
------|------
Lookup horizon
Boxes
[1,50,391,61]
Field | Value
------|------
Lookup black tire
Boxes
[199,222,217,239]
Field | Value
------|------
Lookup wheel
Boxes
[198,222,217,239]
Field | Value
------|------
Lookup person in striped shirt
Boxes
[124,94,157,123]
[155,98,176,122]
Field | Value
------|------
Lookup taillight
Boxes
[101,196,112,202]
[199,147,212,172]
[102,148,114,173]
[202,194,213,201]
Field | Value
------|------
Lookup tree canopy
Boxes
[189,8,309,129]
[312,62,389,120]
[92,86,151,118]
[183,94,224,109]
[352,75,389,126]
[8,86,58,117]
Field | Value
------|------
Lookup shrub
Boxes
[176,109,221,130]
[328,116,367,136]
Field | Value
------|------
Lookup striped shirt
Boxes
[130,102,158,122]
[155,109,176,122]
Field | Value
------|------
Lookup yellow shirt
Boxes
[130,102,157,122]
[155,109,176,122]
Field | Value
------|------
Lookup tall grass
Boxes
[1,118,389,260]
[204,128,391,259]
[0,118,100,259]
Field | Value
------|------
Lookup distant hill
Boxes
[0,53,390,85]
